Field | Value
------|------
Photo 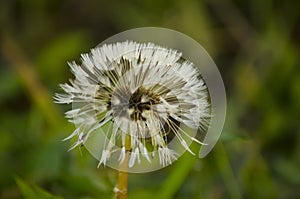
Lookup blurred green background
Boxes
[1,0,300,198]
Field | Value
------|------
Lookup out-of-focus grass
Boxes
[0,0,300,198]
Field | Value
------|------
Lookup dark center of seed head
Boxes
[128,87,160,121]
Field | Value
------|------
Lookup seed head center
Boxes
[128,87,160,121]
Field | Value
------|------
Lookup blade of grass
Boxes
[158,144,199,199]
[1,34,65,131]
[214,142,243,199]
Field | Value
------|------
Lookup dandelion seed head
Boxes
[55,40,212,172]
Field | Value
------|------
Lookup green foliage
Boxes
[16,177,63,199]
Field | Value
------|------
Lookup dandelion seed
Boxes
[55,41,211,169]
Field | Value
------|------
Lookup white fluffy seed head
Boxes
[55,41,211,168]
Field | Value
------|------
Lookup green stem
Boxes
[115,135,131,199]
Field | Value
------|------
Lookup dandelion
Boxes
[54,41,211,170]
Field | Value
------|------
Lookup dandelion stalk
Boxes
[116,162,128,199]
[115,135,131,199]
